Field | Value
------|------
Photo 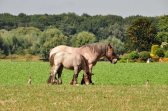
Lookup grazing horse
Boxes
[49,43,117,84]
[47,51,93,85]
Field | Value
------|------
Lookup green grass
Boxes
[0,61,168,85]
[0,61,168,110]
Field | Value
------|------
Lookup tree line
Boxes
[0,12,167,59]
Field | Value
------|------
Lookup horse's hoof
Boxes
[69,81,73,85]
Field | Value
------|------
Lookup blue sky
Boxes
[0,0,167,18]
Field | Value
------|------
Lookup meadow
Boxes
[0,61,168,110]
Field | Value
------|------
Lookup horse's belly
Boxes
[62,62,74,70]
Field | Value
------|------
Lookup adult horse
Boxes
[49,43,117,84]
[47,51,93,85]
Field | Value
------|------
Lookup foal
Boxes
[47,51,93,85]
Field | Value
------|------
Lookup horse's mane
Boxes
[80,55,89,73]
[81,43,108,54]
[49,53,57,66]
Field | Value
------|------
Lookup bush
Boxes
[155,48,164,57]
[15,47,25,55]
[129,51,139,60]
[151,45,159,55]
[161,42,168,52]
[164,51,168,58]
[139,51,150,61]
[25,54,33,61]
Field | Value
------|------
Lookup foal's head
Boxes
[47,67,57,84]
[106,44,117,64]
[82,72,94,85]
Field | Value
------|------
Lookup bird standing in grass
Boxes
[28,76,31,84]
[146,80,149,85]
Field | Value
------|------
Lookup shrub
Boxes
[155,48,164,57]
[129,51,139,60]
[139,51,150,61]
[151,45,159,56]
[164,51,168,58]
[15,47,25,55]
[161,42,168,52]
[25,54,32,61]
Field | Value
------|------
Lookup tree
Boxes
[156,15,168,43]
[124,18,157,52]
[39,28,67,58]
[70,31,96,47]
[100,36,125,55]
[108,23,125,41]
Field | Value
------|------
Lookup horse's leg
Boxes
[57,66,63,85]
[69,76,74,85]
[88,64,94,84]
[72,66,79,85]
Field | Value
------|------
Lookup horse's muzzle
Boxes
[112,59,117,64]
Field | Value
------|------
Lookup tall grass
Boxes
[0,85,168,110]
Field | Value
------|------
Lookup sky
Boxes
[0,0,168,18]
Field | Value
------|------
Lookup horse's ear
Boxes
[108,43,112,48]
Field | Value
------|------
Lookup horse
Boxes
[49,43,117,84]
[47,51,93,85]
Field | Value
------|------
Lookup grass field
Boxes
[0,61,168,110]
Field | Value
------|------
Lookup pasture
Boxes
[0,61,168,110]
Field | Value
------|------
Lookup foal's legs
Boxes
[70,66,80,85]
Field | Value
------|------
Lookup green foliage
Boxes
[157,15,168,31]
[0,49,5,58]
[161,42,168,52]
[15,46,25,55]
[164,51,168,58]
[100,36,125,55]
[70,31,96,47]
[139,51,150,61]
[156,15,168,44]
[155,48,164,57]
[129,51,139,60]
[124,18,158,51]
[0,13,162,58]
[39,28,67,58]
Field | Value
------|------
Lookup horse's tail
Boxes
[49,53,57,67]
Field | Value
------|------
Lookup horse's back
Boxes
[50,45,68,57]
[64,52,82,65]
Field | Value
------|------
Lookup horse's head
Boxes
[81,73,94,85]
[106,43,117,64]
[47,71,58,85]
